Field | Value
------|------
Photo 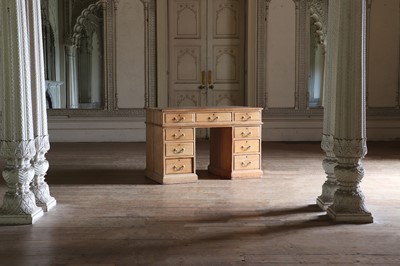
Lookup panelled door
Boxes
[168,0,245,107]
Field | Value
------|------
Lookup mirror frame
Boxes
[47,0,157,117]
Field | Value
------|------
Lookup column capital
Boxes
[333,138,367,161]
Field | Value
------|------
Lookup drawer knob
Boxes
[172,133,185,139]
[241,161,252,167]
[173,148,185,154]
[172,116,185,122]
[241,145,251,151]
[207,115,219,122]
[240,131,252,137]
[241,115,252,121]
[173,165,185,171]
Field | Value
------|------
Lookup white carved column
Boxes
[28,0,56,212]
[65,43,79,108]
[317,0,339,210]
[0,0,44,224]
[327,0,373,223]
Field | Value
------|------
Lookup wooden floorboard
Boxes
[0,141,399,265]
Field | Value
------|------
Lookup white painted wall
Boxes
[266,0,296,108]
[2,0,399,142]
[367,0,399,108]
[115,0,145,109]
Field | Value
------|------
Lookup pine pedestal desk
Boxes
[145,107,263,184]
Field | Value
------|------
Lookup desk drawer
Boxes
[165,158,193,174]
[196,112,232,123]
[234,111,261,122]
[165,128,194,141]
[234,140,260,153]
[165,142,194,157]
[234,155,260,170]
[234,127,260,139]
[165,113,194,124]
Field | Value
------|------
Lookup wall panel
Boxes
[116,0,145,108]
[266,0,296,108]
[368,0,399,108]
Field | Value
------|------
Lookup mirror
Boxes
[308,1,327,109]
[41,0,105,110]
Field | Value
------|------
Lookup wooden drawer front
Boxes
[234,111,261,122]
[165,142,194,157]
[234,127,260,139]
[165,158,193,174]
[234,155,260,170]
[196,112,232,123]
[165,128,194,141]
[165,113,194,124]
[234,140,260,153]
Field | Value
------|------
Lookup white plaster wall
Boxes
[1,0,398,142]
[367,0,399,107]
[266,0,296,108]
[116,0,145,109]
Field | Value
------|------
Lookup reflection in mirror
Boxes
[308,3,327,109]
[308,21,324,108]
[41,0,104,109]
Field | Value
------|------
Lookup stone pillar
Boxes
[65,44,79,108]
[0,0,43,224]
[28,0,56,212]
[317,0,340,210]
[327,0,373,223]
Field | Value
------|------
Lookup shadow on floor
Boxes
[46,169,157,185]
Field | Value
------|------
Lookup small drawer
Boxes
[165,142,194,157]
[196,112,232,123]
[165,128,194,141]
[234,111,261,122]
[234,140,260,153]
[165,113,194,124]
[234,127,260,139]
[165,158,193,174]
[234,155,260,170]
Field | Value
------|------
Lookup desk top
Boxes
[146,106,263,128]
[146,106,263,112]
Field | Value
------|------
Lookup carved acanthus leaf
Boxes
[309,0,328,45]
[333,138,367,159]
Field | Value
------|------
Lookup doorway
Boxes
[168,0,246,107]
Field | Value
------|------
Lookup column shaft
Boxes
[0,0,43,224]
[28,0,56,212]
[327,0,373,223]
[65,44,79,108]
[317,0,340,210]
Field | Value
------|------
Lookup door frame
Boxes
[156,0,258,108]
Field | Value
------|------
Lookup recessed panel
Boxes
[213,0,240,38]
[175,1,201,38]
[213,46,239,83]
[175,46,201,83]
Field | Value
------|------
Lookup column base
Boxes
[316,197,332,211]
[327,208,373,224]
[37,197,57,212]
[0,207,44,225]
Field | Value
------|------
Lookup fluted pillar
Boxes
[0,0,43,224]
[317,0,340,210]
[65,44,79,108]
[28,0,56,212]
[327,0,373,223]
